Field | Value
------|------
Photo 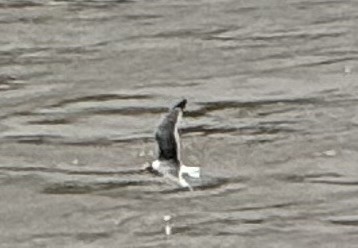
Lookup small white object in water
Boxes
[322,150,337,157]
[163,215,171,222]
[163,215,172,236]
[344,65,352,74]
[72,159,79,165]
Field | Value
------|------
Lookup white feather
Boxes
[151,160,161,170]
[175,110,182,162]
[180,164,201,178]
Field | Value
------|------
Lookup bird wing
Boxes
[155,108,180,163]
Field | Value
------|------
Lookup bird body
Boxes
[150,99,200,189]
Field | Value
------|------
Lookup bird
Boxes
[148,99,200,190]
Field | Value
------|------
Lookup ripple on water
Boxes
[0,164,246,197]
[1,0,358,246]
[41,174,247,198]
[0,1,42,8]
[50,0,134,8]
[326,216,358,226]
[2,95,310,147]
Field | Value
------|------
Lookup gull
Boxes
[149,99,200,190]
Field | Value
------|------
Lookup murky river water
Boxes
[0,0,358,247]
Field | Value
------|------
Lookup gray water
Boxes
[1,0,358,247]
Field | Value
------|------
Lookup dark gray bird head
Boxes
[171,98,187,110]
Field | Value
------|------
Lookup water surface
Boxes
[1,0,358,247]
